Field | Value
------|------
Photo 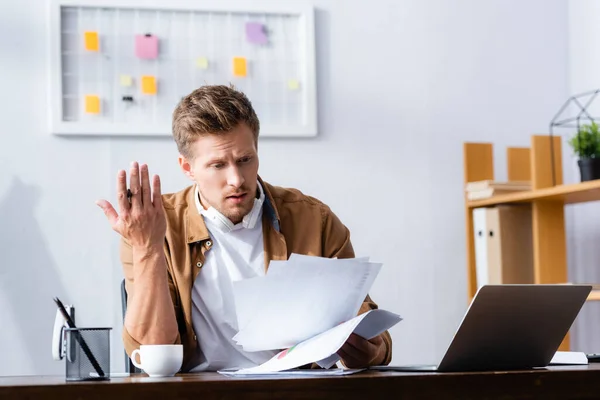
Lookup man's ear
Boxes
[178,155,195,181]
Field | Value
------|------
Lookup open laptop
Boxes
[372,284,591,372]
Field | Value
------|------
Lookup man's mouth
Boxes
[226,193,247,203]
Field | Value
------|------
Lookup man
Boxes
[96,85,392,372]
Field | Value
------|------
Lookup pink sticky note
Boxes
[135,34,158,59]
[245,22,268,45]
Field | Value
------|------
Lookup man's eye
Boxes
[239,157,251,163]
[213,163,224,169]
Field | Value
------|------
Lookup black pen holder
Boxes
[64,327,111,381]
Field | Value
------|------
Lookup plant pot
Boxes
[577,158,600,181]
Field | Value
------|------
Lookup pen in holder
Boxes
[64,327,112,381]
[52,297,111,381]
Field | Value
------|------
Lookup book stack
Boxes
[465,180,531,200]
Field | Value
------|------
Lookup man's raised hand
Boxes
[96,162,166,249]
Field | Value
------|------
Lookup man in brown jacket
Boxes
[96,85,392,372]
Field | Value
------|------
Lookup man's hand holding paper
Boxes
[227,254,402,375]
[338,333,386,368]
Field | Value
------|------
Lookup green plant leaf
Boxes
[568,121,600,158]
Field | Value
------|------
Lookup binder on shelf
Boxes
[473,208,489,288]
[472,205,534,289]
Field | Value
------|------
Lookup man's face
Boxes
[179,123,259,224]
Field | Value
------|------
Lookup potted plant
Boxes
[568,121,600,181]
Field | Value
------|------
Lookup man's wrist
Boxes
[132,244,166,279]
[132,244,163,262]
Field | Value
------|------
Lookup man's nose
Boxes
[227,166,245,188]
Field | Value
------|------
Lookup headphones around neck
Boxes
[196,183,265,234]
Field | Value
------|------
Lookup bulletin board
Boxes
[48,0,317,137]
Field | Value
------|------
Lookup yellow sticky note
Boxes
[85,95,100,114]
[233,57,247,77]
[120,75,132,87]
[84,31,99,51]
[196,57,209,69]
[141,75,157,95]
[288,79,300,90]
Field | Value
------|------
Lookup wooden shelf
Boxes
[463,136,594,352]
[467,179,600,208]
[588,290,600,301]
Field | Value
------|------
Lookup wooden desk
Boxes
[2,365,600,400]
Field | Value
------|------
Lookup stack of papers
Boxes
[221,254,402,376]
[224,309,401,375]
[218,368,366,377]
[549,351,588,365]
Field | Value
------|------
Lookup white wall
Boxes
[0,0,569,376]
[566,0,600,353]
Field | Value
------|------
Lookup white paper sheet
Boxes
[232,255,383,352]
[222,309,402,376]
[218,368,366,377]
[549,351,588,365]
[232,274,287,332]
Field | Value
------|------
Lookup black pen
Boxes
[53,297,105,378]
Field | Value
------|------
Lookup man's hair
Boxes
[172,84,260,158]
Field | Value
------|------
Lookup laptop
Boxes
[371,284,591,372]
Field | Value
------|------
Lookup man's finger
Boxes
[338,340,367,362]
[368,335,384,346]
[337,347,361,368]
[96,199,119,227]
[116,170,129,214]
[129,161,142,209]
[140,164,151,207]
[344,333,373,353]
[152,174,163,208]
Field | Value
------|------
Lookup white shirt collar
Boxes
[195,181,264,233]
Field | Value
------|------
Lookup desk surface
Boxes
[2,365,600,400]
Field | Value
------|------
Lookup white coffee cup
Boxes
[131,344,183,377]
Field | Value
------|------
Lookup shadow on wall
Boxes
[0,177,67,375]
[567,203,600,354]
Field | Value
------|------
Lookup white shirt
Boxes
[189,184,278,371]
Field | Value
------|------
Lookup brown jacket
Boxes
[121,177,393,371]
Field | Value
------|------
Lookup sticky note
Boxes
[135,34,158,59]
[120,75,132,87]
[195,57,209,69]
[245,22,268,45]
[85,95,100,114]
[233,57,247,77]
[84,31,99,51]
[141,75,157,95]
[288,79,300,90]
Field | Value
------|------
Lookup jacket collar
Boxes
[184,175,280,244]
[185,186,210,244]
[258,175,281,232]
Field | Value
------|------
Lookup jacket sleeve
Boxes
[119,237,182,358]
[320,205,393,366]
